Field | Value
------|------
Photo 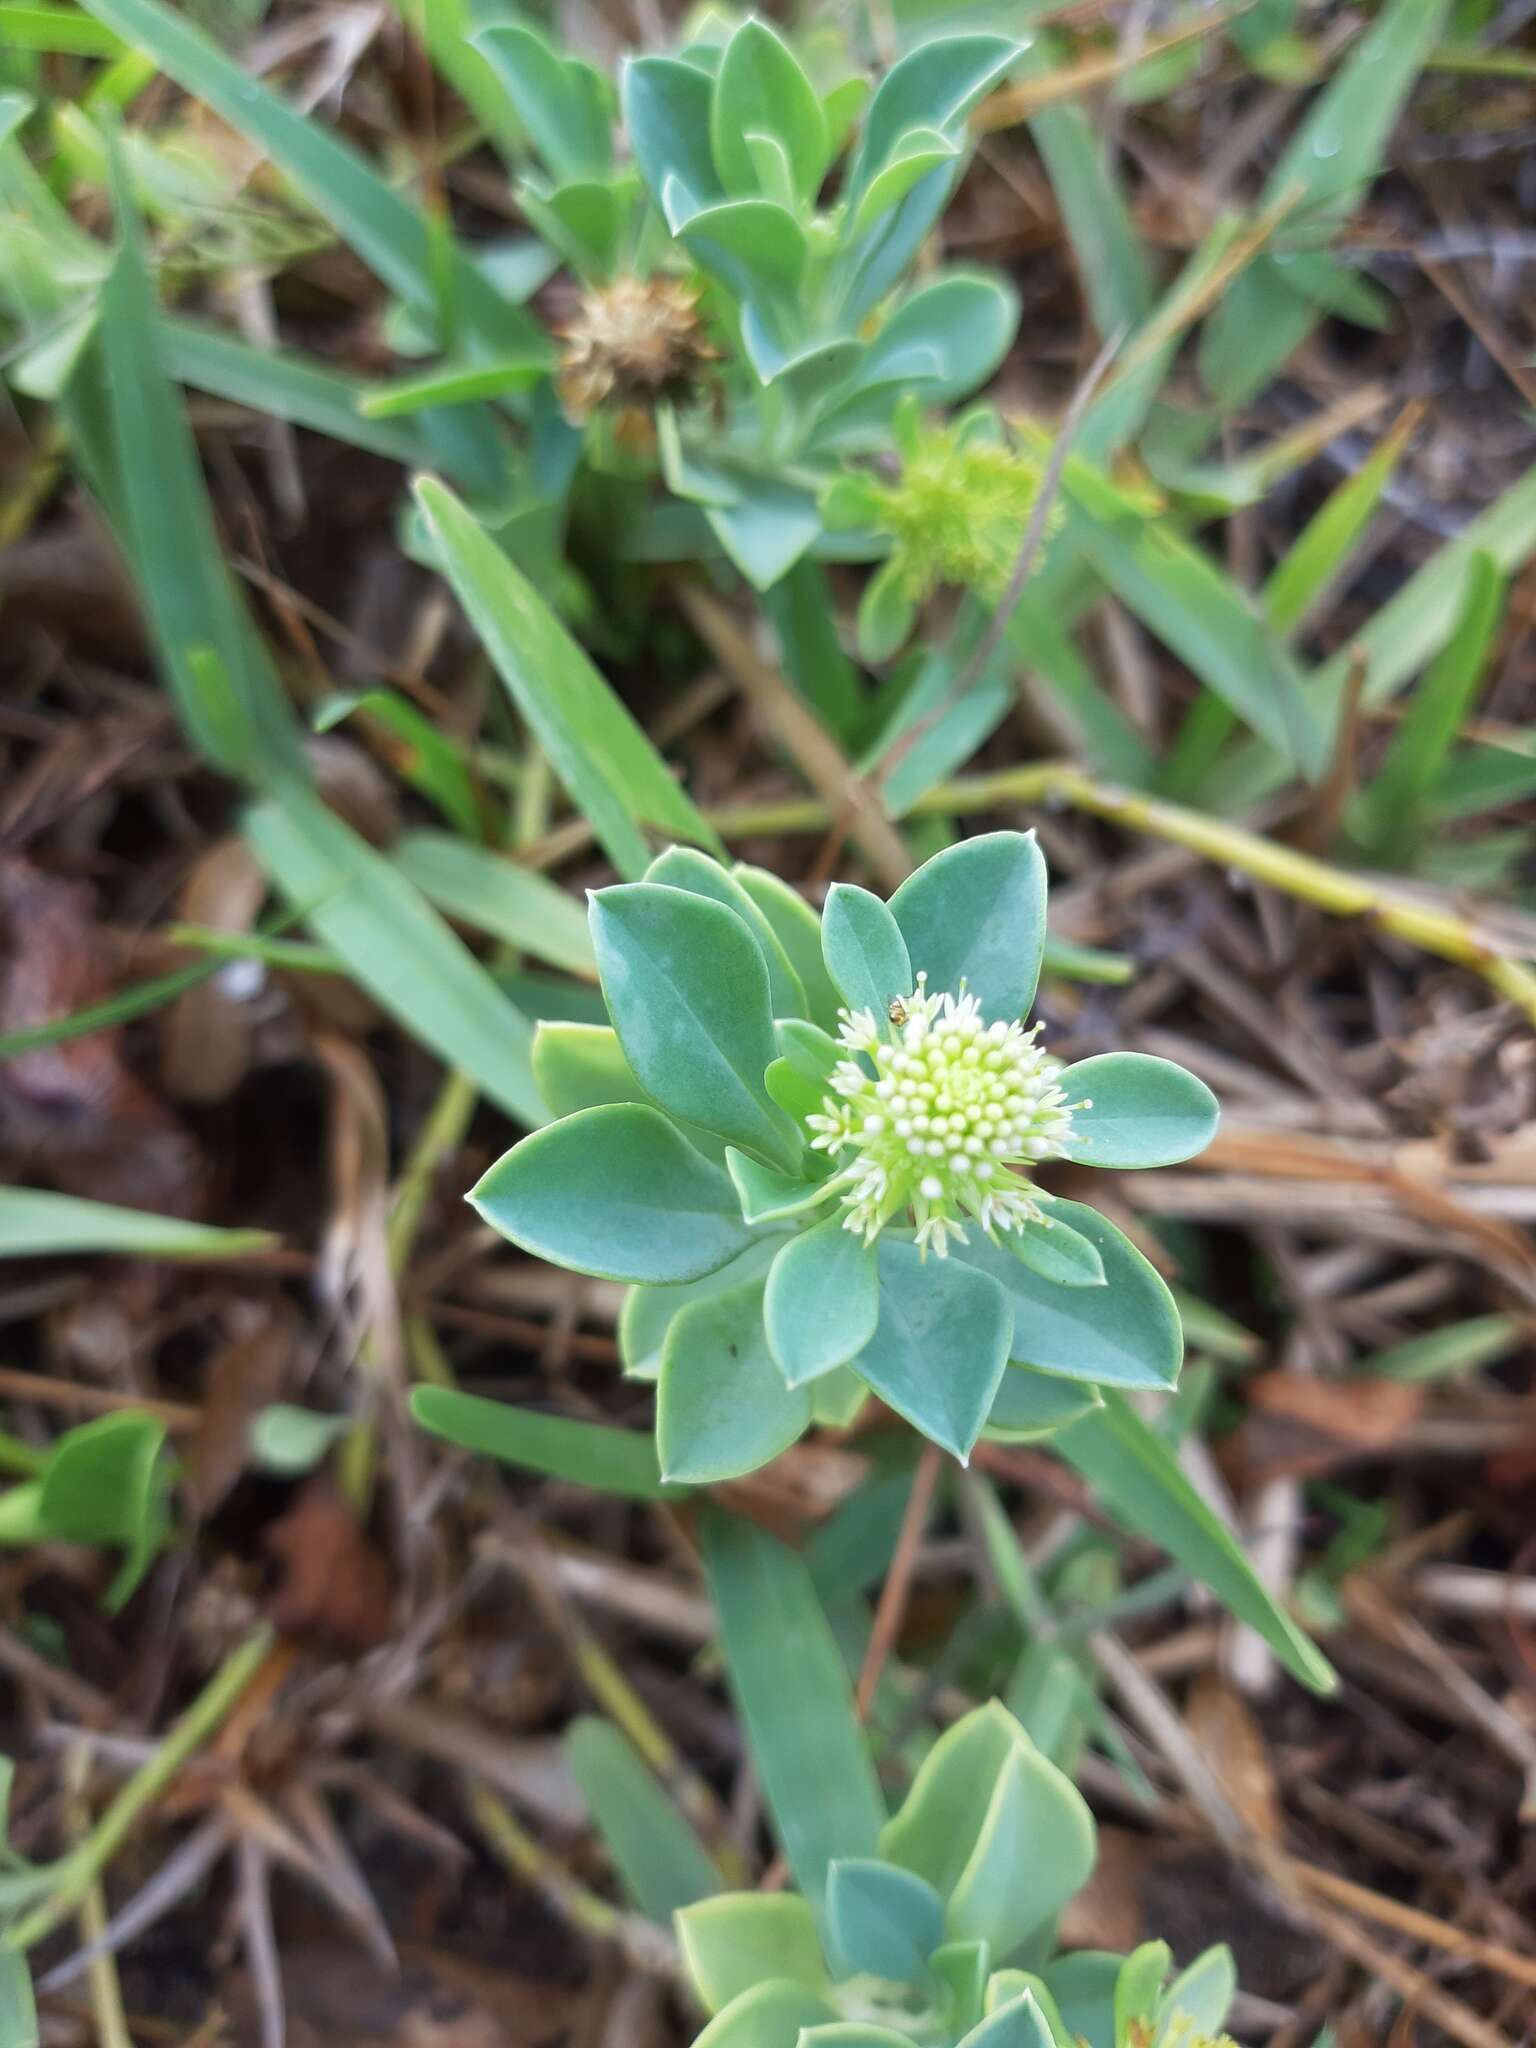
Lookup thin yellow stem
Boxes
[704,763,1536,1025]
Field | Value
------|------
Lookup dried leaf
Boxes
[0,858,204,1217]
[1184,1672,1283,1844]
[161,838,268,1105]
[264,1479,394,1654]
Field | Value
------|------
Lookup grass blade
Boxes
[415,475,723,880]
[243,784,545,1126]
[77,0,546,350]
[64,158,303,785]
[392,830,597,978]
[702,1511,885,1922]
[410,1387,680,1498]
[1354,550,1504,862]
[1054,1392,1336,1695]
[0,1190,273,1259]
[566,1718,723,1923]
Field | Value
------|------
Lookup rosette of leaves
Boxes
[673,1701,1239,2048]
[467,830,1218,1479]
[488,13,1028,587]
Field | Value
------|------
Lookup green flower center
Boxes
[805,976,1086,1256]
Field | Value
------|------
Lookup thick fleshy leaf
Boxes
[775,1018,841,1086]
[727,1152,830,1226]
[960,1996,1055,2048]
[932,1942,991,2037]
[1155,1945,1236,2043]
[659,1278,812,1482]
[853,1242,1013,1463]
[765,1221,879,1388]
[710,18,826,203]
[1039,1954,1119,2048]
[826,1859,944,1986]
[810,1367,870,1430]
[945,1748,1094,1960]
[733,865,843,1033]
[531,1022,643,1118]
[984,1367,1101,1444]
[475,25,611,182]
[646,846,806,1017]
[678,1893,829,2017]
[801,2029,913,2047]
[888,833,1046,1022]
[589,884,801,1168]
[1115,1943,1172,2046]
[702,1515,885,1918]
[619,1237,787,1381]
[820,882,913,1022]
[954,1205,1181,1391]
[845,34,1016,208]
[1005,1213,1106,1288]
[623,54,723,228]
[880,1701,1044,1899]
[678,198,807,313]
[694,1981,837,2048]
[1057,1053,1218,1169]
[469,1104,753,1284]
[1054,1393,1337,1694]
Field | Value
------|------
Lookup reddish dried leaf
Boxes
[0,857,204,1217]
[264,1480,394,1655]
[1185,1672,1284,1844]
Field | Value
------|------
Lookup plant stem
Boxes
[704,762,1536,1025]
[467,1781,678,1976]
[6,1627,275,1954]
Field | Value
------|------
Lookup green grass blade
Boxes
[1061,458,1324,776]
[77,0,546,350]
[392,831,596,979]
[1054,1392,1336,1695]
[161,319,433,468]
[243,784,545,1126]
[1356,550,1504,861]
[0,3,123,53]
[701,1511,885,1922]
[566,1718,723,1922]
[415,475,723,880]
[0,1189,273,1259]
[1262,405,1421,638]
[410,1387,681,1498]
[66,159,304,785]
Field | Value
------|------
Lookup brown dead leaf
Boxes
[1058,1824,1148,1952]
[1184,1672,1284,1844]
[186,1314,294,1519]
[710,1440,870,1539]
[1248,1372,1424,1448]
[264,1479,394,1655]
[0,857,204,1217]
[1234,1372,1424,1482]
[161,838,268,1104]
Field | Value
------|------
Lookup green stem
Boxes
[6,1627,274,1954]
[703,761,1536,1026]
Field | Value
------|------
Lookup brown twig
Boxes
[855,1442,944,1719]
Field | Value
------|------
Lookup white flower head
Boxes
[804,974,1089,1256]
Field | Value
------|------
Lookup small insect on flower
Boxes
[805,974,1091,1257]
